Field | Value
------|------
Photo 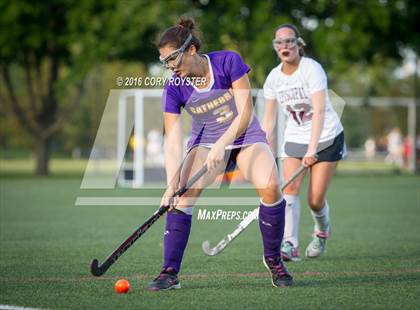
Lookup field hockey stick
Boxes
[202,164,306,256]
[90,165,208,277]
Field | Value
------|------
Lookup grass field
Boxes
[1,169,420,309]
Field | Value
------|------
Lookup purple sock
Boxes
[163,209,192,273]
[259,199,286,258]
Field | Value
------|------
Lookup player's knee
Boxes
[261,183,281,204]
[308,195,325,211]
[283,180,302,195]
[176,188,202,207]
[283,183,301,195]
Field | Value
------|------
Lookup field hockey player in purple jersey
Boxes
[148,17,293,291]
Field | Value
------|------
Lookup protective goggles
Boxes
[272,37,306,48]
[159,34,193,70]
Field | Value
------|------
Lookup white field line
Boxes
[0,305,47,310]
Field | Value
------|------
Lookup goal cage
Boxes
[80,89,418,189]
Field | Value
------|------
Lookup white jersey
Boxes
[263,57,343,144]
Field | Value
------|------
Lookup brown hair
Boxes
[156,16,201,51]
[275,23,305,56]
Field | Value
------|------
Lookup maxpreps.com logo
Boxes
[197,209,256,221]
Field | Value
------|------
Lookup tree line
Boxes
[1,0,418,175]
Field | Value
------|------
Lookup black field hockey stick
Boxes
[90,165,208,277]
[202,164,306,256]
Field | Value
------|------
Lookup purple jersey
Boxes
[162,50,267,150]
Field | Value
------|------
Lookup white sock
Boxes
[175,206,194,215]
[310,200,330,235]
[283,194,301,247]
[260,198,284,207]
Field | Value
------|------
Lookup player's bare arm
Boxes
[303,89,326,167]
[261,98,278,150]
[161,112,183,207]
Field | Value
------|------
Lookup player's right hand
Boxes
[302,152,318,167]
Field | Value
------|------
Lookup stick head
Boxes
[90,259,103,277]
[202,240,220,256]
[201,240,213,256]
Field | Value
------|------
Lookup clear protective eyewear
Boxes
[272,37,298,49]
[159,34,193,70]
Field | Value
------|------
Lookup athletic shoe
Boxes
[305,229,330,258]
[263,255,293,287]
[281,241,301,262]
[148,267,181,291]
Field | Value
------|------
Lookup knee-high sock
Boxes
[163,209,192,273]
[310,200,330,236]
[283,194,301,247]
[259,199,286,258]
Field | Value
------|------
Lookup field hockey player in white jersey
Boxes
[262,24,345,261]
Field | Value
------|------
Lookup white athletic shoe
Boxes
[281,241,301,262]
[305,226,330,258]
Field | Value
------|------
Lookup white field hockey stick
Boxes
[202,164,306,256]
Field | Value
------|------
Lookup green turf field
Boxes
[1,173,420,309]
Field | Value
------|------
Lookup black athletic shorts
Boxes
[284,131,345,162]
[224,148,242,172]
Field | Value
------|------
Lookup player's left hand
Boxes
[302,152,318,167]
[206,143,225,171]
[160,185,180,210]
